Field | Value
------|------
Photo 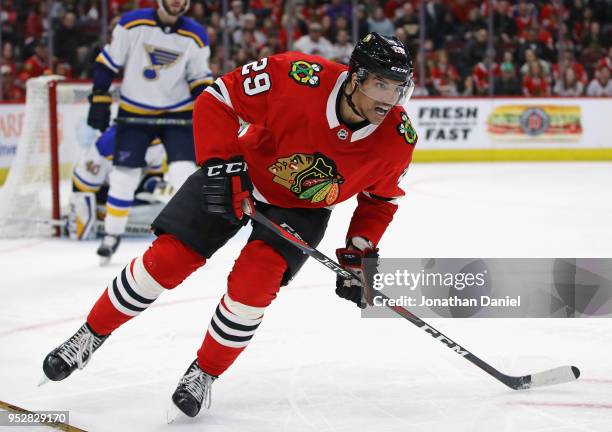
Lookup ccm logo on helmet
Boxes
[391,66,409,73]
[206,162,248,177]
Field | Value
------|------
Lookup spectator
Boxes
[323,0,351,22]
[581,21,607,58]
[354,5,370,39]
[449,0,477,25]
[586,65,612,96]
[249,0,275,20]
[494,62,522,95]
[331,29,353,65]
[367,7,395,37]
[494,0,518,43]
[1,65,24,101]
[430,50,459,96]
[18,38,54,83]
[424,0,449,35]
[293,22,334,59]
[522,60,551,96]
[24,1,47,45]
[520,49,551,77]
[553,67,584,96]
[461,76,475,96]
[394,27,409,47]
[233,13,267,46]
[1,42,18,78]
[472,55,501,95]
[54,11,81,72]
[225,0,246,34]
[279,14,302,51]
[394,3,419,40]
[541,0,567,32]
[385,0,406,20]
[462,8,486,40]
[321,15,334,40]
[191,1,207,26]
[517,26,554,63]
[434,11,459,47]
[597,46,612,72]
[553,51,587,85]
[464,28,489,67]
[332,15,349,41]
[513,0,537,34]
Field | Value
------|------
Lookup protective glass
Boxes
[357,73,415,106]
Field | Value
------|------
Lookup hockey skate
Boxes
[168,359,216,422]
[97,234,121,266]
[41,323,109,384]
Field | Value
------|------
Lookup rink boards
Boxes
[1,97,612,187]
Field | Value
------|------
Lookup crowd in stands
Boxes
[1,0,611,100]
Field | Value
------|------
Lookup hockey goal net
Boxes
[0,76,116,237]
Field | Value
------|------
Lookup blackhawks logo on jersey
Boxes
[289,60,323,87]
[142,44,183,80]
[397,112,417,145]
[268,153,344,205]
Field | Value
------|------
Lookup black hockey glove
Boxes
[335,238,379,309]
[201,157,254,225]
[87,90,112,131]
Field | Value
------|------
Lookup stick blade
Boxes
[522,365,580,390]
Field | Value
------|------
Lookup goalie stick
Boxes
[241,200,581,391]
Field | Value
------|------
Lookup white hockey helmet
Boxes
[157,0,190,16]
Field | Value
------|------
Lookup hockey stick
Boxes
[114,117,192,126]
[242,200,580,390]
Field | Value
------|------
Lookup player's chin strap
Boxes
[342,81,367,121]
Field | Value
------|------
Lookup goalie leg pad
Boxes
[67,192,97,240]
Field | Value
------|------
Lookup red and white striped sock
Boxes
[197,294,264,376]
[87,234,205,335]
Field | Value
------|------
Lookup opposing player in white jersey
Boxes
[69,125,166,242]
[87,0,212,263]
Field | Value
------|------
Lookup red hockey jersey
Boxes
[194,52,418,246]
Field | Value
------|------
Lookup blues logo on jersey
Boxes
[143,44,183,80]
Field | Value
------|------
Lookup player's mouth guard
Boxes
[358,76,415,106]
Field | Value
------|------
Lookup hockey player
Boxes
[68,125,166,243]
[87,0,212,261]
[42,33,418,419]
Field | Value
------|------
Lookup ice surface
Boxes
[1,163,611,431]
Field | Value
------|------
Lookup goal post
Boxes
[0,76,116,238]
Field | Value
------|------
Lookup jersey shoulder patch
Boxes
[177,17,208,48]
[281,53,345,88]
[119,8,156,30]
[393,108,418,146]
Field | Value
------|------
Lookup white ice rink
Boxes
[1,162,612,432]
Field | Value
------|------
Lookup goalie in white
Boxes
[68,125,167,244]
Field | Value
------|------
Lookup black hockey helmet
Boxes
[349,33,413,85]
[347,33,414,106]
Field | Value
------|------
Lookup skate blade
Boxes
[166,402,182,424]
[38,375,50,387]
